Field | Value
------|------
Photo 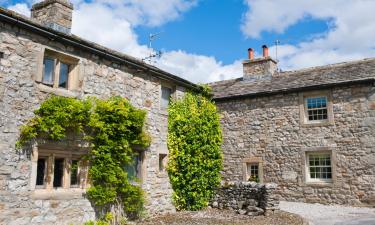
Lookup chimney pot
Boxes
[262,45,269,58]
[248,48,254,60]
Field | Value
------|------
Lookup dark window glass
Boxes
[306,96,328,121]
[43,57,54,85]
[250,164,259,178]
[36,158,46,186]
[161,86,172,109]
[59,63,69,88]
[53,158,64,187]
[70,160,79,186]
[124,155,140,180]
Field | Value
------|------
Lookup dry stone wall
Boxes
[216,83,375,206]
[0,20,186,224]
[210,181,279,216]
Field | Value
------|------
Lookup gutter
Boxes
[213,78,375,102]
[0,11,200,91]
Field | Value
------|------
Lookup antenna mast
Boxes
[143,32,163,65]
[275,39,280,62]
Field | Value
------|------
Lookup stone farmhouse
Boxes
[211,46,375,206]
[1,0,375,224]
[0,0,200,224]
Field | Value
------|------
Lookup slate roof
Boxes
[210,58,375,101]
[0,7,199,90]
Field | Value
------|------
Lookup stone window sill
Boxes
[37,82,79,98]
[304,181,334,187]
[31,188,86,200]
[301,121,334,128]
[157,171,168,178]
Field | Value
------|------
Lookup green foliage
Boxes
[17,96,149,219]
[248,175,260,183]
[83,213,117,225]
[167,92,223,211]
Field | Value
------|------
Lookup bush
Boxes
[167,91,223,210]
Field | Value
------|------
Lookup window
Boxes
[247,163,260,182]
[36,158,47,187]
[306,96,328,121]
[39,49,79,90]
[124,154,141,180]
[34,152,87,190]
[161,86,173,109]
[299,91,333,126]
[306,152,332,182]
[159,154,168,172]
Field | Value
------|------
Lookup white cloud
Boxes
[6,0,242,83]
[156,50,242,83]
[242,0,375,70]
[8,3,30,16]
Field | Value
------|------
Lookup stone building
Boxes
[0,1,199,224]
[211,46,375,206]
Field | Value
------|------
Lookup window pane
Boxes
[59,63,69,88]
[43,58,54,85]
[53,158,64,188]
[70,160,79,186]
[36,158,46,186]
[124,154,140,180]
[161,86,172,109]
[159,154,167,172]
[306,96,328,121]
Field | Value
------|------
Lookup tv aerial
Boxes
[142,32,163,65]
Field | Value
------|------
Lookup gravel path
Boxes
[280,201,375,225]
[136,208,304,225]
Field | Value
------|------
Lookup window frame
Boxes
[306,152,332,183]
[242,157,264,183]
[299,90,334,126]
[160,83,176,111]
[31,147,88,191]
[37,48,79,92]
[305,96,328,122]
[301,147,337,186]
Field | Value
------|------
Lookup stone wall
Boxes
[0,18,186,224]
[216,84,375,206]
[210,181,279,216]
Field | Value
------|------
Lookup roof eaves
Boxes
[213,78,375,102]
[0,7,200,91]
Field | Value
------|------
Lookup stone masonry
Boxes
[211,46,375,207]
[0,5,195,225]
[210,181,279,216]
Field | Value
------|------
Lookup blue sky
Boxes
[2,0,375,83]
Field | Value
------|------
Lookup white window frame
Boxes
[304,96,329,123]
[305,152,333,183]
[299,90,334,126]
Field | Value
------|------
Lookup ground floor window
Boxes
[34,150,87,189]
[247,163,260,182]
[306,152,332,182]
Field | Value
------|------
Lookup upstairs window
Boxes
[306,96,328,121]
[300,91,333,126]
[38,49,79,91]
[124,153,142,180]
[161,86,172,109]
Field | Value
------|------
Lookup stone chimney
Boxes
[243,45,277,82]
[31,0,73,34]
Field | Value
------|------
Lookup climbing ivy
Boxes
[167,88,223,211]
[17,96,150,220]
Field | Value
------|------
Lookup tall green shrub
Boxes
[167,91,223,210]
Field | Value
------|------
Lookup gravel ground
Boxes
[279,201,375,225]
[135,208,304,225]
